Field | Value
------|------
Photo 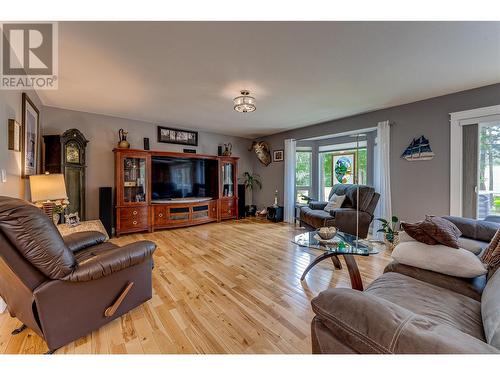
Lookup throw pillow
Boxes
[481,228,500,279]
[392,241,487,278]
[400,221,438,245]
[324,194,346,213]
[420,216,462,249]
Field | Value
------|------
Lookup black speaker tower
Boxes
[99,187,113,237]
[238,184,246,219]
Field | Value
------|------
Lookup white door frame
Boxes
[449,104,500,216]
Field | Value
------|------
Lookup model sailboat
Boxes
[401,136,435,161]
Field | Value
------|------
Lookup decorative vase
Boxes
[52,213,60,225]
[384,232,399,251]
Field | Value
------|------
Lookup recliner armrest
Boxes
[311,287,498,354]
[308,201,328,210]
[63,240,156,282]
[64,231,108,253]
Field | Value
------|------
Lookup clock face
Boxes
[66,143,80,164]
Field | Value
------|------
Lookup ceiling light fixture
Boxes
[233,90,256,113]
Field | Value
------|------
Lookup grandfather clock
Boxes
[42,129,89,220]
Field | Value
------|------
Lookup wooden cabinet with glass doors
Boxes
[114,149,151,236]
[218,156,239,220]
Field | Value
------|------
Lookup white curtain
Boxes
[283,139,297,223]
[373,121,392,240]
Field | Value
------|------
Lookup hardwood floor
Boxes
[0,218,390,354]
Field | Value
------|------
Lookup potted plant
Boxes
[239,172,262,217]
[375,216,399,250]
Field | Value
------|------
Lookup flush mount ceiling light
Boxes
[233,90,256,113]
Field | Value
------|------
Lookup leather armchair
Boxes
[300,184,380,238]
[0,196,156,352]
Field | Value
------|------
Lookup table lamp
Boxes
[29,173,68,220]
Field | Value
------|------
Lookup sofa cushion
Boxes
[0,196,75,279]
[458,237,488,255]
[482,268,500,349]
[392,241,487,278]
[420,216,462,248]
[366,272,485,340]
[384,261,486,301]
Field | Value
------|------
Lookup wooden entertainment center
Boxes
[114,148,239,236]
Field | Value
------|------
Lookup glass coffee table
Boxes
[292,230,378,290]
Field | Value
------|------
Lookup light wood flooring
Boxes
[0,218,390,354]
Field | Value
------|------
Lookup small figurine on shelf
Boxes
[273,189,278,208]
[118,129,130,149]
[223,143,232,156]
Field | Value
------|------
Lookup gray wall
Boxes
[252,83,500,222]
[0,90,43,200]
[42,106,254,220]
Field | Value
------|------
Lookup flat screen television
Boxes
[151,156,218,202]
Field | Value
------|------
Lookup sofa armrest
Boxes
[63,231,108,253]
[308,201,327,210]
[311,288,498,353]
[63,241,156,282]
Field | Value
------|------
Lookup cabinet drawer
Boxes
[220,200,235,218]
[154,206,167,225]
[119,207,148,230]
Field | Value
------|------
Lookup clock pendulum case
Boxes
[42,129,89,220]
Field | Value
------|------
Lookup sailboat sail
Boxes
[402,135,435,161]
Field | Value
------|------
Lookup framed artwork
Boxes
[8,119,21,151]
[273,149,284,162]
[157,126,198,146]
[333,152,356,184]
[22,93,40,178]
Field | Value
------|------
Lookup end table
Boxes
[267,206,284,222]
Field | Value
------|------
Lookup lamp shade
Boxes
[29,174,68,203]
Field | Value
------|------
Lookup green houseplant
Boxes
[239,172,262,216]
[375,216,400,250]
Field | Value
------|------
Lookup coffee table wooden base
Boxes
[300,253,364,291]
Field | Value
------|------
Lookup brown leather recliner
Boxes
[300,184,380,238]
[0,196,156,352]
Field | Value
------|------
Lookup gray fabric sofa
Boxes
[299,184,379,238]
[310,216,500,354]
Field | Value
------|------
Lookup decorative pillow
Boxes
[481,267,500,349]
[391,241,487,278]
[324,194,346,213]
[420,216,462,249]
[481,228,500,279]
[400,221,438,245]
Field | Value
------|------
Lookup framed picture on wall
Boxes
[22,93,40,178]
[157,126,198,146]
[332,152,356,184]
[273,149,284,162]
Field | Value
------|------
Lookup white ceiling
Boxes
[39,22,500,139]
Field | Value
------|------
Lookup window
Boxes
[478,123,500,219]
[319,147,367,200]
[295,150,312,203]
